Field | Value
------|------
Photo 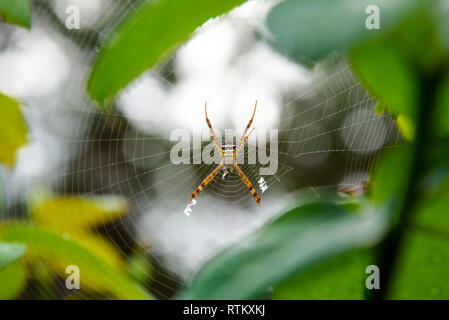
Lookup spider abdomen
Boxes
[222,144,235,165]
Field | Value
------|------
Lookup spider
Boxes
[190,101,261,206]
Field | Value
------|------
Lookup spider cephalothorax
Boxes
[190,101,261,206]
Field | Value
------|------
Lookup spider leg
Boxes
[235,101,257,159]
[233,162,261,206]
[205,102,223,157]
[190,162,224,202]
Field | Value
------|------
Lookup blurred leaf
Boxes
[392,7,447,73]
[88,0,246,102]
[178,200,385,299]
[69,233,124,271]
[0,241,26,268]
[127,254,152,284]
[265,0,416,67]
[436,0,449,51]
[273,249,372,299]
[0,262,27,299]
[388,231,449,299]
[413,169,449,234]
[350,37,418,120]
[396,114,415,141]
[370,147,411,204]
[433,72,449,137]
[414,194,449,235]
[0,176,4,217]
[0,0,31,29]
[30,195,129,233]
[0,224,152,299]
[0,93,28,166]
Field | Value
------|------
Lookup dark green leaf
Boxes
[350,37,418,120]
[88,0,246,102]
[266,0,416,67]
[273,249,373,299]
[413,169,449,234]
[388,231,449,299]
[433,72,449,137]
[0,0,31,29]
[178,200,385,299]
[370,147,411,204]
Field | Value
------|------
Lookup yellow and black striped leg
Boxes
[235,100,257,159]
[190,162,224,202]
[233,162,261,206]
[205,102,223,157]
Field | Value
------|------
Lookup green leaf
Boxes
[413,170,449,234]
[433,72,449,137]
[0,224,152,300]
[0,262,27,299]
[265,0,416,67]
[178,200,385,299]
[350,37,418,120]
[370,147,411,204]
[273,249,372,300]
[88,0,246,102]
[0,241,26,268]
[0,93,28,166]
[388,231,449,299]
[127,254,152,285]
[0,0,31,29]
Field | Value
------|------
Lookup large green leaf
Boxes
[369,147,411,204]
[388,231,449,299]
[0,93,28,166]
[265,0,416,67]
[350,37,418,120]
[0,224,152,300]
[178,200,385,299]
[273,249,372,299]
[413,168,449,234]
[88,0,246,102]
[0,241,26,268]
[0,0,31,29]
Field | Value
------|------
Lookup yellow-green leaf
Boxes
[0,262,27,299]
[0,93,28,166]
[30,195,129,233]
[0,223,151,299]
[396,114,415,141]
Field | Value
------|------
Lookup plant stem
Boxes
[368,70,442,300]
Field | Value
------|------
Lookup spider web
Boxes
[1,0,401,299]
